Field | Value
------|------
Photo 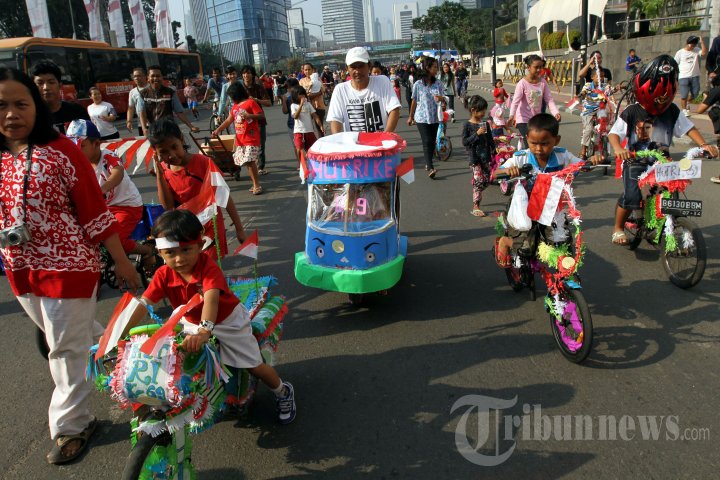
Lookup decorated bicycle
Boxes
[491,133,524,195]
[494,161,602,363]
[621,147,709,289]
[294,132,412,306]
[88,271,287,479]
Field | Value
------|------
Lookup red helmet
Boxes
[633,55,678,116]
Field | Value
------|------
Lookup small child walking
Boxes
[183,78,200,119]
[290,85,324,164]
[462,95,495,217]
[127,209,296,424]
[213,82,265,195]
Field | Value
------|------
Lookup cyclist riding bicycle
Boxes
[608,55,719,246]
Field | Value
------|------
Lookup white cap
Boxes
[346,47,369,66]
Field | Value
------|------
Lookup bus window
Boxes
[26,46,92,100]
[180,55,201,81]
[0,50,19,69]
[64,48,93,99]
[159,54,183,88]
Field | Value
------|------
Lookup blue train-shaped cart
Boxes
[294,132,410,305]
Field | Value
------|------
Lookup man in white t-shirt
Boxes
[675,35,707,117]
[327,47,401,133]
[126,67,148,135]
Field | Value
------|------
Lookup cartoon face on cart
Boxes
[306,182,399,269]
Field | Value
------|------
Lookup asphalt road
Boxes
[1,89,719,479]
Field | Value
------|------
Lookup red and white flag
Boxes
[101,138,154,174]
[527,174,565,226]
[177,162,230,225]
[154,0,173,49]
[95,293,145,360]
[141,294,203,356]
[84,0,104,42]
[299,150,311,183]
[107,0,127,47]
[128,0,152,49]
[233,229,258,259]
[566,97,580,111]
[24,0,52,38]
[396,156,415,184]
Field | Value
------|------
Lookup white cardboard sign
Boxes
[654,160,702,182]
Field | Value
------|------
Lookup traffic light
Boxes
[186,35,198,52]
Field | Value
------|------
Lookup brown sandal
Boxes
[251,185,263,195]
[47,418,97,465]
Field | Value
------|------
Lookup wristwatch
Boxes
[199,319,215,334]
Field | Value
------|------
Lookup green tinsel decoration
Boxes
[495,215,507,237]
[664,221,678,252]
[635,149,669,164]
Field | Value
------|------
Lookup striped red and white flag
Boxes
[526,174,565,226]
[299,150,311,183]
[140,293,203,356]
[101,137,154,174]
[233,229,258,259]
[566,97,580,111]
[177,161,230,225]
[95,293,145,360]
[396,156,415,184]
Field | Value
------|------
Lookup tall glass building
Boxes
[321,0,365,45]
[192,0,290,66]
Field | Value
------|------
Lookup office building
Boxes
[393,2,419,41]
[189,0,211,45]
[287,7,306,49]
[321,0,365,44]
[374,17,382,41]
[193,0,290,65]
[363,0,377,42]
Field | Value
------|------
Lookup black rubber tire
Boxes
[623,211,644,251]
[504,263,524,292]
[348,293,365,307]
[549,288,593,363]
[661,217,706,289]
[121,431,172,480]
[528,274,536,301]
[209,114,221,133]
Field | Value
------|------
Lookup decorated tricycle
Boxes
[294,132,411,306]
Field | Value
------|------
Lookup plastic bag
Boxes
[507,183,532,231]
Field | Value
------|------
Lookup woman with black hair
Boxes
[408,56,446,178]
[0,67,140,464]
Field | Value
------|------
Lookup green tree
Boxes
[196,42,230,71]
[412,1,469,50]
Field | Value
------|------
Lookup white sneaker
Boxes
[682,109,691,117]
[710,176,720,184]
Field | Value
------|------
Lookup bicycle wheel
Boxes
[549,288,593,363]
[504,260,525,292]
[209,114,221,132]
[121,431,176,480]
[623,210,644,250]
[661,217,706,289]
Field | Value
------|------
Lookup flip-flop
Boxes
[47,418,97,465]
[611,231,629,245]
[471,209,486,217]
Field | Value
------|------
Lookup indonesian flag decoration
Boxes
[83,0,104,42]
[154,0,173,49]
[396,156,415,184]
[24,0,52,38]
[141,294,203,355]
[107,0,127,47]
[299,150,311,183]
[95,293,145,360]
[527,174,566,226]
[233,229,259,260]
[566,97,580,111]
[177,162,230,226]
[101,137,154,174]
[128,0,152,49]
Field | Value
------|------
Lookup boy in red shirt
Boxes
[213,83,265,195]
[131,209,296,423]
